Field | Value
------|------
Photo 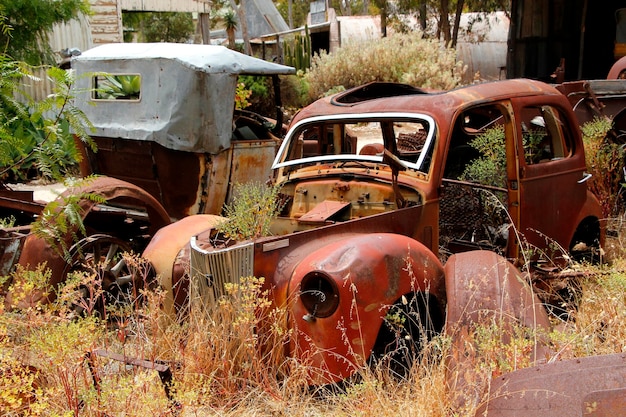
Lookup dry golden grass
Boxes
[1,246,625,416]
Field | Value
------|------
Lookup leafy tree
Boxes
[0,61,95,183]
[275,0,308,30]
[122,12,195,43]
[0,0,91,65]
[0,11,102,262]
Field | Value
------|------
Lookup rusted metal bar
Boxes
[0,226,30,278]
[0,194,45,215]
[86,349,180,414]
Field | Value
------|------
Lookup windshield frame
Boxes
[272,112,437,173]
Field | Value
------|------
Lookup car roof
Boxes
[290,79,563,126]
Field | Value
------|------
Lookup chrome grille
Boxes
[189,237,254,310]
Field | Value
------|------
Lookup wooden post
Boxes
[199,12,211,44]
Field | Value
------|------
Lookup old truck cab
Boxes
[72,42,295,220]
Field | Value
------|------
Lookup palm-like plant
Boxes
[223,9,238,50]
[97,74,141,100]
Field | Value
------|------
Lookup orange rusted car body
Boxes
[145,79,605,385]
[1,177,171,307]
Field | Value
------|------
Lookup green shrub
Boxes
[216,181,284,242]
[0,63,95,183]
[459,125,507,189]
[280,73,310,113]
[581,117,625,218]
[304,32,466,101]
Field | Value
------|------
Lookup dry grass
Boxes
[1,242,626,416]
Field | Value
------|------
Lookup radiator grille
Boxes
[189,237,254,310]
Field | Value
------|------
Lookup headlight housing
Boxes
[300,271,339,318]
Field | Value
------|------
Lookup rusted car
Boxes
[143,79,604,384]
[1,43,294,307]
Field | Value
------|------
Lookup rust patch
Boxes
[81,137,202,220]
[476,354,626,417]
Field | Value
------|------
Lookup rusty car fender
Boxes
[443,250,553,409]
[476,353,626,417]
[142,214,225,317]
[8,177,171,308]
[608,56,626,79]
[285,233,447,384]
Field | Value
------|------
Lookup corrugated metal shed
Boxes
[234,0,290,39]
[456,12,509,82]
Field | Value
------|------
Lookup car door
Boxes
[511,98,590,265]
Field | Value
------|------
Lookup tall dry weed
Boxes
[550,268,626,359]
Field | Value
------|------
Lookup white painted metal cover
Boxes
[72,43,294,154]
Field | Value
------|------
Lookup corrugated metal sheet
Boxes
[337,16,381,45]
[20,14,93,103]
[455,12,509,83]
[49,13,93,54]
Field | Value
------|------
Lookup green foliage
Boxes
[470,319,536,376]
[459,125,506,189]
[305,32,465,100]
[122,12,195,43]
[4,263,53,309]
[280,73,310,111]
[581,117,625,218]
[216,182,283,242]
[235,82,252,110]
[0,215,15,228]
[238,75,276,115]
[222,8,238,30]
[0,263,105,413]
[30,177,107,259]
[0,0,91,65]
[97,74,141,100]
[0,62,95,182]
[222,8,238,49]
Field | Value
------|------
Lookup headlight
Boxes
[300,271,339,319]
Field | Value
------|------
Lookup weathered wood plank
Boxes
[121,0,210,13]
